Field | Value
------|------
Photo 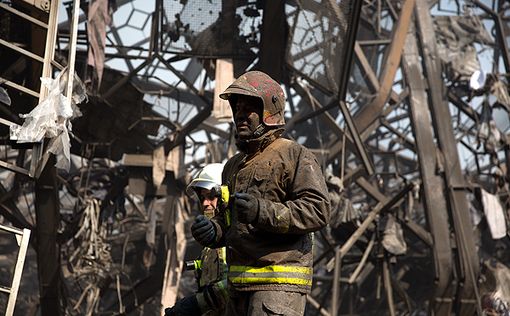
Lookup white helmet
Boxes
[186,163,224,196]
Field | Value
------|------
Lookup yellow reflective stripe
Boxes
[229,276,312,286]
[228,265,313,286]
[220,247,228,275]
[229,265,312,275]
[220,247,227,264]
[220,185,230,204]
[221,185,231,227]
[194,260,202,270]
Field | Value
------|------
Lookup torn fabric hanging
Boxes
[478,101,503,153]
[0,86,11,106]
[481,189,507,239]
[87,0,114,92]
[382,213,407,255]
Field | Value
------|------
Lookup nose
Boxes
[202,198,212,208]
[234,110,246,123]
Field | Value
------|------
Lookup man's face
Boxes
[199,188,218,214]
[232,95,263,140]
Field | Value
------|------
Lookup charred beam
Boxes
[403,24,454,315]
[415,2,481,314]
[35,156,62,315]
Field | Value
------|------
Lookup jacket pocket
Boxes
[251,162,271,197]
[261,293,305,316]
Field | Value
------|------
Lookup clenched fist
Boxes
[191,215,216,246]
[234,192,259,224]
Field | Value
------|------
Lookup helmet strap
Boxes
[252,123,266,138]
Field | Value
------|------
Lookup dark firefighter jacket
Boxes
[210,131,331,293]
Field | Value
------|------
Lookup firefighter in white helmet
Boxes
[165,163,228,316]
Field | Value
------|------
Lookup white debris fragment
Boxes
[9,68,87,171]
[470,70,486,90]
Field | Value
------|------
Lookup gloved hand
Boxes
[191,215,216,246]
[234,192,259,224]
[165,295,201,316]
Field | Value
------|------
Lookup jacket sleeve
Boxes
[209,211,227,248]
[207,156,239,248]
[254,147,331,234]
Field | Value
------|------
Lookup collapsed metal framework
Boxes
[1,0,510,315]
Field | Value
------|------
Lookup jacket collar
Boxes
[235,128,284,156]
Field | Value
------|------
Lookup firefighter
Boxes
[165,163,228,316]
[191,71,331,315]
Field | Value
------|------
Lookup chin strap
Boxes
[252,124,266,138]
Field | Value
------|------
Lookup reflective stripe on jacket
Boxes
[228,265,313,287]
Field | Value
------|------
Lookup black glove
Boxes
[234,192,259,224]
[191,215,216,246]
[165,295,201,316]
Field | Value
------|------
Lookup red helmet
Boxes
[219,71,285,127]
